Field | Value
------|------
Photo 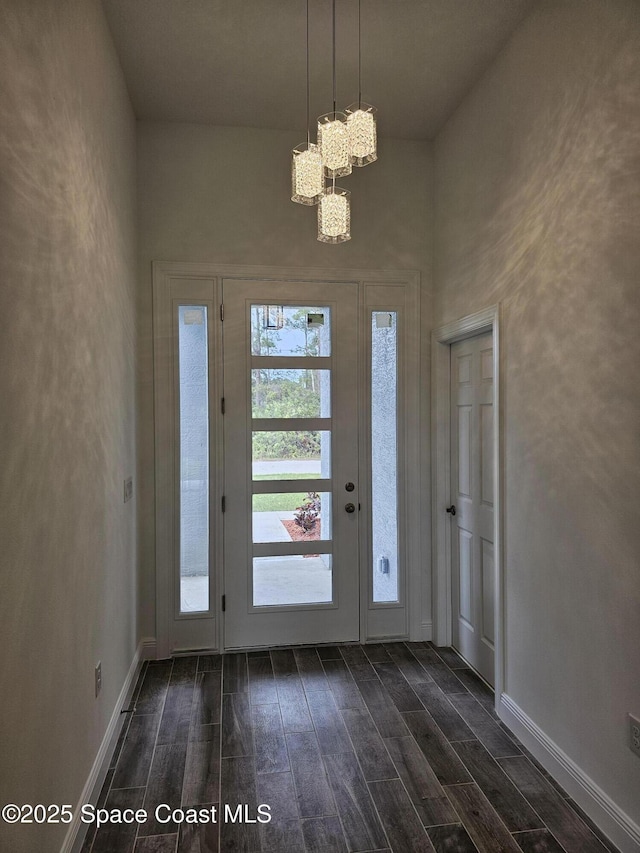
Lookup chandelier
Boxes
[291,0,377,243]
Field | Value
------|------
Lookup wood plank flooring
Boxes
[82,643,619,853]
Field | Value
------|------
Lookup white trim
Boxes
[153,260,418,285]
[153,262,423,653]
[61,641,148,853]
[152,274,219,658]
[431,305,504,703]
[152,270,175,660]
[360,281,421,642]
[500,694,640,853]
[140,637,157,660]
[405,282,422,641]
[420,620,433,641]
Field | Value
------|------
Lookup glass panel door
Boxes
[251,304,332,607]
[223,281,360,649]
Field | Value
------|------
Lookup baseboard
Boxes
[420,620,433,641]
[140,636,157,660]
[500,693,640,853]
[60,639,150,853]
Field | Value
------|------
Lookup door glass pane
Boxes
[252,369,331,418]
[253,555,333,606]
[248,304,334,611]
[371,312,399,603]
[252,492,332,543]
[178,305,209,613]
[252,431,331,480]
[251,305,331,356]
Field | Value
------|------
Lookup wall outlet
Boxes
[124,476,133,503]
[630,713,640,758]
[95,662,102,698]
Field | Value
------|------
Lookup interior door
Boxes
[450,331,495,685]
[222,280,360,649]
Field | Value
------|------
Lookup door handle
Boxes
[345,503,356,514]
[446,505,456,516]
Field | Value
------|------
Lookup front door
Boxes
[153,263,418,656]
[450,331,495,685]
[222,280,360,649]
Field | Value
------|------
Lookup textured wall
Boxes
[434,0,640,828]
[0,0,137,849]
[137,122,433,639]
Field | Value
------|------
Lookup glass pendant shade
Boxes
[346,103,377,166]
[318,112,352,178]
[291,142,325,205]
[317,186,351,243]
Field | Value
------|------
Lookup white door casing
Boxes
[152,274,221,658]
[450,332,495,685]
[152,262,421,655]
[431,305,503,706]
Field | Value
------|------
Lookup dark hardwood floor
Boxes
[81,643,619,853]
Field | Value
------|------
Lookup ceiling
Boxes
[102,0,537,141]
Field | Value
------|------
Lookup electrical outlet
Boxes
[95,662,102,698]
[630,713,640,758]
[124,476,133,503]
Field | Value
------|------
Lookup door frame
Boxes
[431,304,504,708]
[152,261,421,657]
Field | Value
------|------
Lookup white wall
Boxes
[434,0,640,835]
[0,1,137,850]
[137,122,432,640]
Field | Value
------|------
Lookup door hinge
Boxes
[222,594,226,612]
[219,304,224,321]
[221,397,225,415]
[221,495,226,513]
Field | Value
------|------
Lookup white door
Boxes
[450,331,495,685]
[222,280,360,649]
[153,264,418,656]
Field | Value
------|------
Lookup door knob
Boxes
[345,503,356,514]
[446,505,456,516]
[345,482,355,492]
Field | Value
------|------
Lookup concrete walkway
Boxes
[181,511,330,612]
[254,556,332,605]
[181,555,331,611]
[252,459,321,476]
[253,510,294,543]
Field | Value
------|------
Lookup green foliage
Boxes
[252,373,322,459]
[252,492,308,512]
[251,306,327,459]
[293,492,321,532]
[252,476,319,511]
[253,473,318,481]
[252,377,320,419]
[253,429,320,460]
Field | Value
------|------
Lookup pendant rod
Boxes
[358,0,362,107]
[332,0,336,114]
[306,0,310,144]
